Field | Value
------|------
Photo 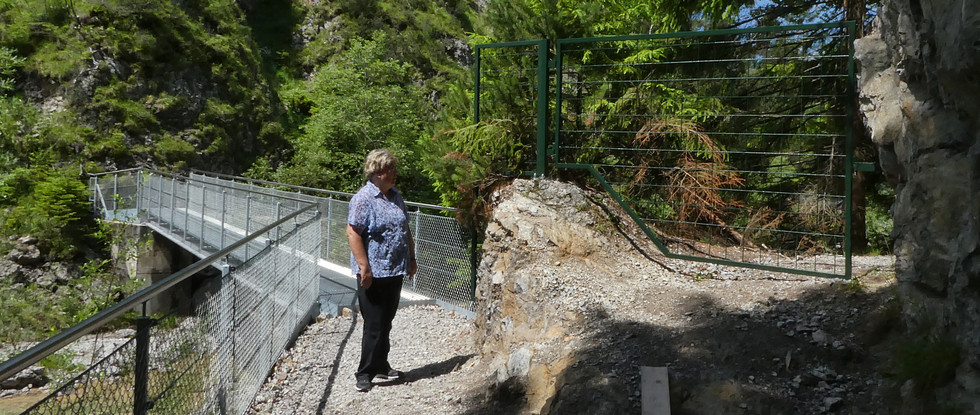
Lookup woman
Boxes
[346,148,418,392]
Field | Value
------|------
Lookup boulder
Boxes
[0,366,49,390]
[6,236,43,266]
[0,259,25,284]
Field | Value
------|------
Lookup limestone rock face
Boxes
[855,0,980,410]
[474,179,630,415]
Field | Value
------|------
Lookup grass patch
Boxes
[892,334,961,394]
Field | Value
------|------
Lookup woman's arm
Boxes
[407,229,418,279]
[347,224,373,288]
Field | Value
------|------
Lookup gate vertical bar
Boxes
[844,20,857,279]
[473,46,482,124]
[536,38,548,176]
[553,41,564,166]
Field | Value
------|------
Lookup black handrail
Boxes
[0,203,319,382]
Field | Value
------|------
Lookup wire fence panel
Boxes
[477,24,854,278]
[553,24,854,278]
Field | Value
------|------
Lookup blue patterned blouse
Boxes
[348,181,412,278]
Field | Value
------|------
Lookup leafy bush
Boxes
[1,168,93,260]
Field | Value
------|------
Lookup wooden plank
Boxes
[641,366,670,415]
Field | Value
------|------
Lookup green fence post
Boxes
[536,39,548,177]
[553,41,564,172]
[474,46,481,124]
[844,20,857,279]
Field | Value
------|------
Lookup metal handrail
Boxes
[189,169,459,213]
[0,203,319,382]
[92,168,316,206]
[92,181,110,216]
[88,167,145,177]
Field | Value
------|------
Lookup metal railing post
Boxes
[156,175,163,224]
[169,178,176,232]
[245,195,252,259]
[184,181,191,238]
[276,202,282,242]
[112,173,119,212]
[221,190,227,250]
[200,185,207,251]
[133,315,153,415]
[325,197,332,262]
[413,209,421,291]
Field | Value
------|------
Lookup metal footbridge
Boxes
[103,169,474,316]
[0,169,475,415]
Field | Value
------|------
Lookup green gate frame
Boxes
[475,22,857,279]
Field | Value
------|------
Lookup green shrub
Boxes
[892,334,961,394]
[0,47,24,93]
[154,134,198,170]
[1,168,93,260]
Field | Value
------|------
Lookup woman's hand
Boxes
[408,258,418,280]
[359,268,373,288]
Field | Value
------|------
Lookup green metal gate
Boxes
[476,22,857,278]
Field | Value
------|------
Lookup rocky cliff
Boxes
[855,0,980,411]
[472,179,896,414]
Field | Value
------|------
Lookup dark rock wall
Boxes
[855,0,980,409]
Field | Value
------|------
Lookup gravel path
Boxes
[248,304,484,415]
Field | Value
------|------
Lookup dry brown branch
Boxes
[667,155,751,247]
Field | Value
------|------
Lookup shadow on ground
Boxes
[462,280,907,415]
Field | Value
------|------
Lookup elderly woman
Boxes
[346,148,418,392]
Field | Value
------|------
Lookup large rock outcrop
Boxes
[471,179,895,414]
[855,0,980,410]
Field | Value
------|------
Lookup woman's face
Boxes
[377,165,398,189]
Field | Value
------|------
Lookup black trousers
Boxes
[355,275,403,378]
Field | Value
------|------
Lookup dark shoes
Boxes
[355,376,373,392]
[375,369,403,380]
[356,368,403,392]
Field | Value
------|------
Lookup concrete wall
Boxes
[110,223,214,315]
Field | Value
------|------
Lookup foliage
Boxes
[1,0,285,172]
[275,32,434,200]
[0,168,93,259]
[0,47,24,93]
[891,334,961,395]
[422,119,526,206]
[0,258,141,344]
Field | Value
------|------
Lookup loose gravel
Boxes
[248,304,485,415]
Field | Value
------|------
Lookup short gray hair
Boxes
[363,148,398,179]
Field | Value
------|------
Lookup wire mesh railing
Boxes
[475,22,855,278]
[188,171,478,312]
[1,170,321,415]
